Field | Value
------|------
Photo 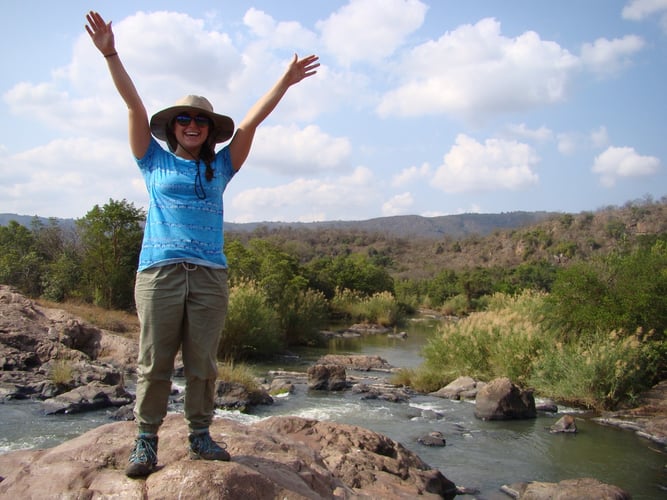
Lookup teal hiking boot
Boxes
[189,430,230,461]
[125,434,158,478]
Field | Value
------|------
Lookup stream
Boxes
[1,317,665,498]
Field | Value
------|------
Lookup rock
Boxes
[352,382,411,403]
[41,381,134,415]
[501,477,631,499]
[549,414,577,433]
[536,398,559,413]
[214,380,273,411]
[0,285,134,408]
[316,354,393,372]
[0,413,458,499]
[474,377,536,421]
[307,364,348,391]
[594,379,667,446]
[345,323,392,334]
[430,375,479,400]
[418,431,446,447]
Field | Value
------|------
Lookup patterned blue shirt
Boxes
[135,138,236,271]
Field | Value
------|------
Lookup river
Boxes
[1,317,665,499]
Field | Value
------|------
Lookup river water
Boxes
[1,318,665,499]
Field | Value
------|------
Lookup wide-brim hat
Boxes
[150,95,235,151]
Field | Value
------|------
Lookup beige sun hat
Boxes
[150,95,235,151]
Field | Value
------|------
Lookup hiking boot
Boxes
[125,434,158,478]
[189,430,230,461]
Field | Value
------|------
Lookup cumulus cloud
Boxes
[249,125,351,174]
[391,162,431,187]
[431,134,540,193]
[2,137,146,218]
[317,0,427,66]
[229,166,381,222]
[505,123,553,143]
[243,7,318,48]
[382,192,414,215]
[592,146,660,186]
[377,17,579,120]
[580,35,645,76]
[622,0,667,20]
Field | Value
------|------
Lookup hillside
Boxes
[2,211,553,240]
[3,198,666,281]
[225,199,667,280]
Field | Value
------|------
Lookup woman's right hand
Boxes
[85,11,115,56]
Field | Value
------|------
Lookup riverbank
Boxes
[1,286,666,497]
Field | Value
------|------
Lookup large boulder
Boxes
[307,363,348,391]
[0,413,458,499]
[474,377,536,420]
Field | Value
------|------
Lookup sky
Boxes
[1,0,666,223]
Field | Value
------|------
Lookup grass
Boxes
[36,298,139,335]
[416,291,663,410]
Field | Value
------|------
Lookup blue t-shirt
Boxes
[135,138,236,271]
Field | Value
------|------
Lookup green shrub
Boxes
[330,288,404,326]
[219,280,281,361]
[280,288,328,346]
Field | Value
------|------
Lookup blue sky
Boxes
[1,0,665,222]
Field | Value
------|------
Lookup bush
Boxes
[281,288,328,346]
[330,288,404,326]
[219,280,281,361]
[529,328,666,409]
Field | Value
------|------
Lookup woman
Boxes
[85,10,318,478]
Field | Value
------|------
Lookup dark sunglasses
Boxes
[174,114,211,127]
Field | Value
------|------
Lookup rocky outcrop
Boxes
[316,354,394,372]
[0,285,132,407]
[474,377,536,421]
[430,375,483,400]
[594,379,667,446]
[500,477,631,499]
[0,413,458,499]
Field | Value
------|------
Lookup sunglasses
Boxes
[174,114,211,127]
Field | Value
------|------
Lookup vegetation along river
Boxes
[0,317,665,499]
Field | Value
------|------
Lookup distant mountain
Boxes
[2,211,556,240]
[224,212,557,239]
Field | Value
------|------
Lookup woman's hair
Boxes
[166,122,216,181]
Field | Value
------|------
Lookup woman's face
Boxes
[172,113,211,151]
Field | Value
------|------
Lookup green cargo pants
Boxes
[133,263,229,434]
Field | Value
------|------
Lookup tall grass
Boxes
[418,291,663,409]
[331,288,404,326]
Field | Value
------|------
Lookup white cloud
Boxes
[590,126,610,149]
[382,192,414,215]
[622,0,667,20]
[506,123,553,143]
[592,146,660,187]
[1,137,146,218]
[391,162,431,187]
[431,134,539,193]
[580,35,645,76]
[229,166,381,222]
[243,8,318,50]
[317,0,427,66]
[377,18,579,120]
[249,125,352,174]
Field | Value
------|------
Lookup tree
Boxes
[0,221,44,296]
[77,199,145,310]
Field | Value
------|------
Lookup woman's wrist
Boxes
[104,51,118,58]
